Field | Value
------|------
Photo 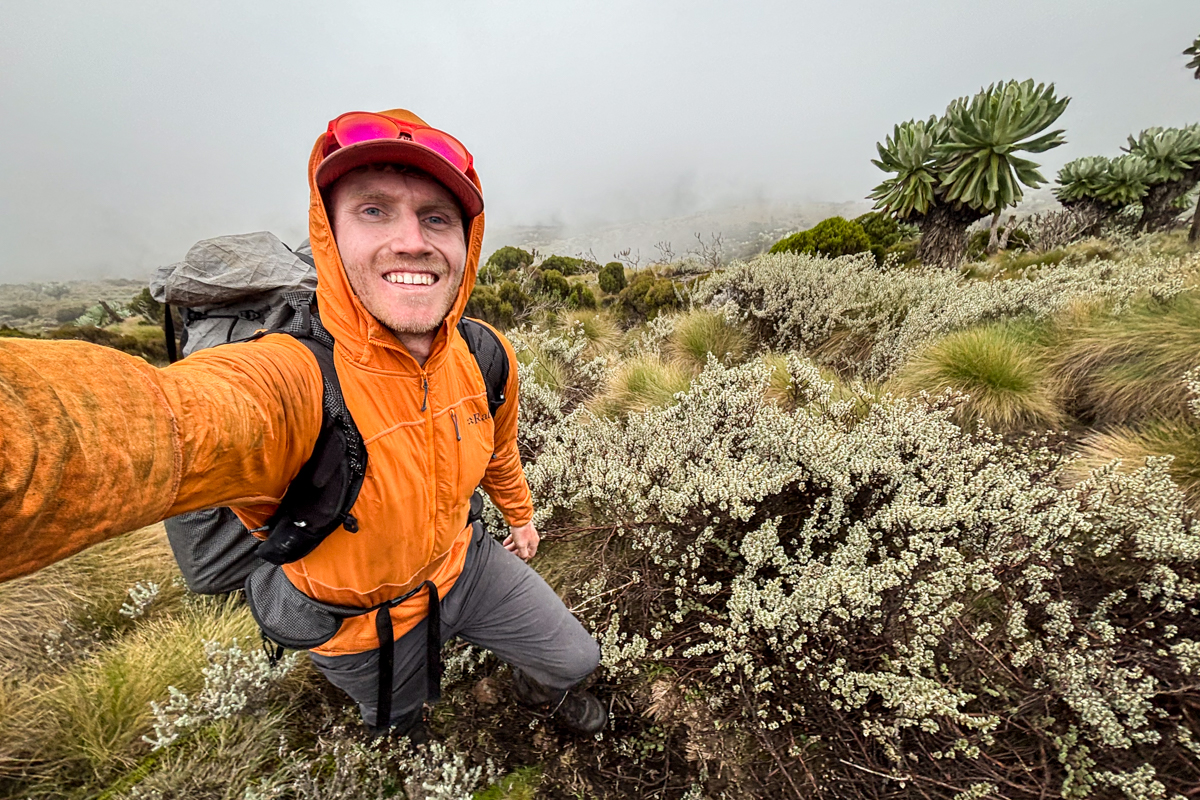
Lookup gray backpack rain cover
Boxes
[152,231,317,594]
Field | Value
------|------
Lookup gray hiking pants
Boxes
[309,522,601,728]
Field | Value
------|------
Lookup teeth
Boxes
[386,272,434,286]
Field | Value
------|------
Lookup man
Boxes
[0,108,605,736]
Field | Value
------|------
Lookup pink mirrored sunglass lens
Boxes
[333,114,401,147]
[410,129,470,171]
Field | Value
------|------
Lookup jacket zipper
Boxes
[450,408,461,441]
[420,376,429,412]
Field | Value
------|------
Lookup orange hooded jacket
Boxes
[0,109,533,656]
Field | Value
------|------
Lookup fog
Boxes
[1,0,1197,281]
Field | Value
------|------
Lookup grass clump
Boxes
[53,601,256,778]
[0,524,182,675]
[665,309,750,372]
[592,354,691,418]
[1050,291,1200,424]
[554,309,621,356]
[1071,420,1200,509]
[892,321,1064,431]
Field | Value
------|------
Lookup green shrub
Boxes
[1,305,37,319]
[534,269,570,300]
[769,216,872,258]
[539,254,599,276]
[126,288,164,324]
[485,246,534,273]
[566,282,597,310]
[55,305,88,324]
[0,325,31,338]
[966,226,1034,260]
[616,272,682,322]
[467,280,532,329]
[853,211,903,263]
[884,237,920,264]
[598,261,627,294]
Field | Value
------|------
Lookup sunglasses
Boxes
[323,112,474,175]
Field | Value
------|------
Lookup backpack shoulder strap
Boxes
[456,317,510,418]
[254,298,368,565]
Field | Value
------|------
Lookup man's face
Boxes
[328,167,468,337]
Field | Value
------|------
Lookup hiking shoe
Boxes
[512,669,608,735]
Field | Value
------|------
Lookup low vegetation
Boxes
[5,223,1199,798]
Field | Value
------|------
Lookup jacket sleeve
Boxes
[479,329,534,528]
[0,334,323,583]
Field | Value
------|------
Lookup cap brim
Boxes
[315,139,484,219]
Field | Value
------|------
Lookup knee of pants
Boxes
[560,634,602,685]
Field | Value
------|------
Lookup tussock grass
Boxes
[1070,420,1200,509]
[1050,292,1200,424]
[758,352,880,413]
[892,321,1064,431]
[0,524,181,674]
[666,309,750,372]
[591,354,691,418]
[1,597,257,786]
[558,309,621,356]
[515,342,569,393]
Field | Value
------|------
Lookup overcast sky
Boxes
[1,0,1197,281]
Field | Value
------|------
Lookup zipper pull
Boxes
[451,409,461,441]
[421,376,429,412]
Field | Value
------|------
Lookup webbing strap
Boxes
[373,580,441,732]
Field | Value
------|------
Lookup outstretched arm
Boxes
[0,335,323,582]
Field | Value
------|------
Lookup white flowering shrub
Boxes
[118,580,161,619]
[144,639,300,750]
[700,249,1196,380]
[247,732,498,800]
[522,356,1200,796]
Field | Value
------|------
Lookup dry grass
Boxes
[666,309,751,372]
[0,524,182,675]
[591,354,692,418]
[1050,292,1200,425]
[1069,420,1200,509]
[891,322,1064,432]
[515,341,570,393]
[557,309,621,356]
[0,597,257,788]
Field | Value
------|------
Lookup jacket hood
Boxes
[305,108,485,373]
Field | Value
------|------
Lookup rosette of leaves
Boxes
[1054,156,1112,206]
[1055,154,1151,235]
[870,81,1069,269]
[1185,34,1200,80]
[868,115,945,219]
[1123,125,1200,233]
[936,80,1068,211]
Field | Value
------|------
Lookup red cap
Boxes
[314,114,484,219]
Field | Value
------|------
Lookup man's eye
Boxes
[426,214,448,225]
[362,206,384,217]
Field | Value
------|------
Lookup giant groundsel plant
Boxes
[870,80,1069,268]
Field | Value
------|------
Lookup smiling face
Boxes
[327,166,468,339]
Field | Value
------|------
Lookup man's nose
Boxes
[387,210,436,257]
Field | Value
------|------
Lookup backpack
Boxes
[151,231,510,594]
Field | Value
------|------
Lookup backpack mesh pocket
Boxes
[244,562,359,649]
